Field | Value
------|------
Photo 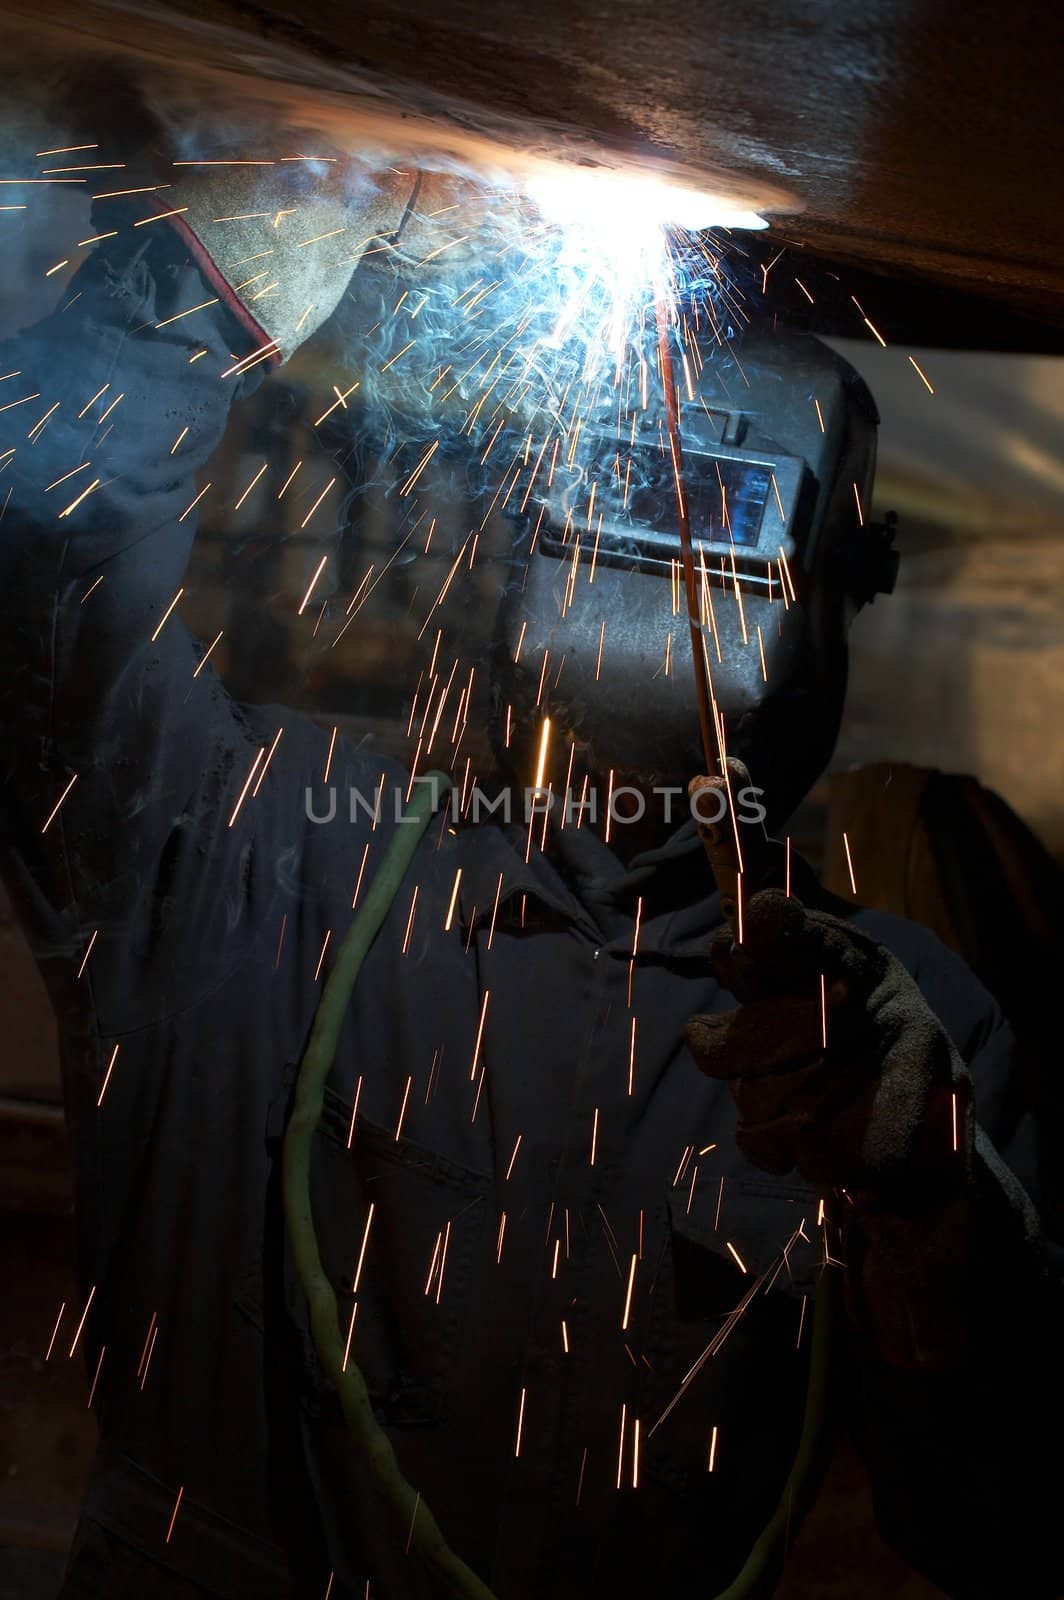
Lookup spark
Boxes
[28,401,60,440]
[154,298,219,330]
[401,886,419,953]
[404,1493,421,1555]
[514,1388,527,1457]
[380,339,415,371]
[595,619,606,679]
[41,164,123,175]
[672,1144,693,1188]
[92,184,171,200]
[400,440,439,496]
[178,483,211,522]
[234,462,267,510]
[297,227,346,248]
[621,1253,637,1331]
[395,1075,413,1140]
[351,844,371,909]
[220,342,280,378]
[0,385,41,412]
[908,354,935,394]
[68,1285,95,1358]
[41,772,77,833]
[323,726,338,785]
[165,1486,184,1545]
[725,1241,747,1273]
[249,726,282,797]
[139,1323,159,1390]
[192,630,224,678]
[150,588,184,642]
[487,873,504,949]
[778,546,798,602]
[470,989,490,1080]
[313,930,331,982]
[345,1076,363,1149]
[313,383,359,426]
[533,716,552,789]
[228,747,265,827]
[444,868,463,931]
[351,1203,376,1292]
[820,973,828,1048]
[76,930,98,980]
[707,1425,719,1472]
[84,1345,105,1410]
[133,207,188,227]
[297,555,329,614]
[842,831,857,894]
[96,1044,120,1106]
[45,1303,66,1360]
[299,477,337,531]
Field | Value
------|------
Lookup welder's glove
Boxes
[684,890,971,1204]
[143,158,420,364]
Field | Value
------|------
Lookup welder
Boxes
[0,154,1059,1600]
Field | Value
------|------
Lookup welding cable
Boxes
[711,1253,839,1600]
[284,765,838,1600]
[282,768,496,1600]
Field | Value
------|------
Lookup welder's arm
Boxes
[685,893,1063,1596]
[0,162,413,1025]
[848,1101,1063,1599]
[0,220,273,1025]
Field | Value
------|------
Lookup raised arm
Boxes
[0,163,415,1034]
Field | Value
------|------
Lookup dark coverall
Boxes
[0,219,1059,1600]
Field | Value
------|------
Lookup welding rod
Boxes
[652,277,719,780]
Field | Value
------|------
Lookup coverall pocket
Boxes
[306,1087,492,1428]
[641,1175,815,1500]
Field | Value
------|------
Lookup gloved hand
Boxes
[684,889,972,1205]
[143,156,421,365]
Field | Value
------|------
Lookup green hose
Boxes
[282,770,838,1600]
[710,1261,839,1600]
[282,770,493,1600]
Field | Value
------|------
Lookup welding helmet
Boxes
[490,327,898,829]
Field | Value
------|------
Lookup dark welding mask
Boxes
[490,326,899,829]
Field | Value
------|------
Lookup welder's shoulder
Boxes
[850,906,1007,1065]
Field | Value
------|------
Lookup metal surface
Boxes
[5,0,1063,345]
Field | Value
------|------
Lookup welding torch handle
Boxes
[690,760,750,936]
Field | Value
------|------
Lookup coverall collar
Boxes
[457,814,724,958]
